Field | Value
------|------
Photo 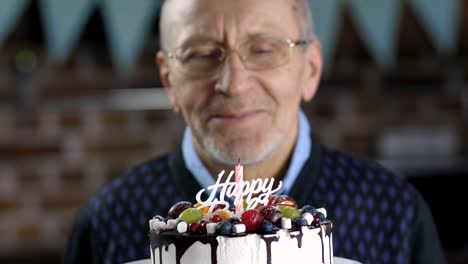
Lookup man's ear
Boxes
[301,41,322,102]
[156,51,179,112]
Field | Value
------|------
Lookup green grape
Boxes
[278,206,300,220]
[179,208,203,223]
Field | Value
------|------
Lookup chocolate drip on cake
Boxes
[261,234,280,264]
[151,231,218,264]
[317,226,325,264]
[323,223,332,264]
[290,230,304,248]
[317,223,332,264]
[152,224,333,264]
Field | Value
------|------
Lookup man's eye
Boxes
[182,50,221,63]
[249,45,275,55]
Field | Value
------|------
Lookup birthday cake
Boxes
[149,167,333,264]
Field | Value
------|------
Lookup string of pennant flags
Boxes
[0,0,461,73]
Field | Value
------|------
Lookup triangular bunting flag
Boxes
[39,0,97,62]
[100,0,162,73]
[409,0,460,55]
[308,0,343,71]
[347,0,400,67]
[0,0,30,48]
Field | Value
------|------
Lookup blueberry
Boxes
[229,217,241,225]
[260,220,274,234]
[316,212,325,221]
[301,205,316,215]
[215,221,232,235]
[294,217,308,227]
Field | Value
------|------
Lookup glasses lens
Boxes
[240,38,290,70]
[176,45,224,76]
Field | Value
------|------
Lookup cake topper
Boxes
[195,164,283,216]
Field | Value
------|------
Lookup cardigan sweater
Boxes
[64,141,446,264]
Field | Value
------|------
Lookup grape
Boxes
[210,214,223,223]
[267,195,277,206]
[316,212,326,221]
[199,220,208,234]
[168,201,193,219]
[258,205,283,225]
[213,204,228,211]
[278,206,300,220]
[312,214,321,227]
[189,223,200,234]
[241,209,264,232]
[179,208,203,223]
[272,195,297,208]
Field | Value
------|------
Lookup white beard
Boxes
[192,122,285,166]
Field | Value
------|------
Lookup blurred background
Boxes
[0,0,467,263]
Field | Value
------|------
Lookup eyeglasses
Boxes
[165,36,310,78]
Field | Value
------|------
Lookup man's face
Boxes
[158,0,322,165]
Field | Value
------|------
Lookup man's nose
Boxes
[214,51,251,95]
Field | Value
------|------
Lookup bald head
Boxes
[158,0,316,52]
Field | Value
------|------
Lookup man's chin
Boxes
[202,137,281,166]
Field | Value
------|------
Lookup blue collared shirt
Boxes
[182,110,312,195]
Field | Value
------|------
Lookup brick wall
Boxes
[0,96,186,256]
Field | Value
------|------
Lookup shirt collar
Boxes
[182,110,312,195]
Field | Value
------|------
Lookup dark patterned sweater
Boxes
[64,142,446,264]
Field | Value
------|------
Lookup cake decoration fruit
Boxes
[316,210,326,220]
[199,220,208,234]
[168,201,193,219]
[215,220,232,235]
[179,208,203,223]
[300,205,316,215]
[260,220,274,234]
[278,206,300,220]
[215,209,231,220]
[258,205,283,225]
[209,213,223,223]
[272,195,298,208]
[229,217,241,225]
[294,217,308,227]
[312,214,321,227]
[152,195,331,234]
[189,223,200,234]
[194,203,210,215]
[241,209,264,232]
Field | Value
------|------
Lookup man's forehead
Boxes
[163,0,301,45]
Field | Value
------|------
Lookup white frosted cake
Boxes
[148,168,333,264]
[150,220,332,264]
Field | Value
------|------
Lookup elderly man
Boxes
[65,0,445,263]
